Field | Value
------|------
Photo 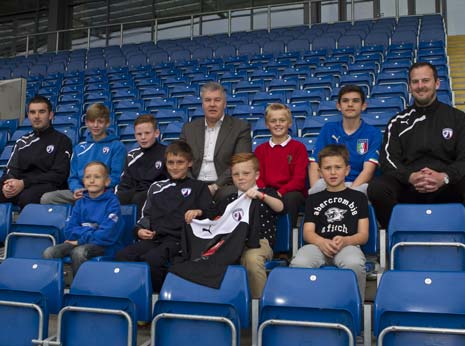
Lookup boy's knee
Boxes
[40,192,52,204]
[42,246,55,259]
[70,246,88,261]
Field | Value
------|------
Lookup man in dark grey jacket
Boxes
[368,62,465,228]
[180,81,252,201]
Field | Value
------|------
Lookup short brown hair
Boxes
[318,144,350,166]
[231,153,259,172]
[165,140,193,162]
[84,161,109,177]
[134,114,158,130]
[264,103,292,124]
[409,61,438,82]
[86,103,110,122]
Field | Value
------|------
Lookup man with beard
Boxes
[368,62,465,228]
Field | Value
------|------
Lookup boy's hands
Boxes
[245,187,262,199]
[332,236,348,250]
[137,228,155,240]
[317,238,339,257]
[185,209,203,223]
[317,236,349,257]
[73,188,85,200]
[65,240,78,245]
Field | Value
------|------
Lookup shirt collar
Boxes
[204,115,225,129]
[269,135,291,148]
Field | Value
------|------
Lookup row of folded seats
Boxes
[0,14,445,78]
[1,200,465,344]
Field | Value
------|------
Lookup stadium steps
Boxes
[448,35,465,110]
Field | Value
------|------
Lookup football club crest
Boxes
[442,128,453,140]
[181,188,192,197]
[102,146,110,154]
[232,208,244,222]
[356,139,368,155]
[108,213,119,223]
[46,145,54,153]
[155,160,162,169]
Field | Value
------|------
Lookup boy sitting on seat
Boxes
[291,144,369,300]
[43,161,125,275]
[115,141,212,292]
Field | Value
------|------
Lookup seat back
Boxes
[70,261,152,322]
[153,265,250,345]
[12,203,72,242]
[120,204,137,246]
[259,267,361,346]
[374,270,465,345]
[388,203,465,271]
[0,202,12,242]
[0,257,64,314]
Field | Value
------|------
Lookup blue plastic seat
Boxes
[0,202,12,242]
[52,261,152,346]
[152,265,250,346]
[4,204,71,259]
[264,214,293,270]
[386,203,465,271]
[374,270,465,345]
[0,258,64,345]
[258,267,362,346]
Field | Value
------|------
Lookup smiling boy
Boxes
[116,115,167,215]
[291,144,369,300]
[254,103,308,227]
[41,103,126,205]
[309,85,382,195]
[115,140,211,292]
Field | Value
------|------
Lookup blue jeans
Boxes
[43,242,105,274]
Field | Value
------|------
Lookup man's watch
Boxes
[443,174,450,185]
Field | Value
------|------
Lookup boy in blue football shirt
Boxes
[308,85,382,195]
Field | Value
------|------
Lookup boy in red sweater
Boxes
[254,103,308,227]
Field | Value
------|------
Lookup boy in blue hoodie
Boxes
[43,161,125,274]
[41,103,126,204]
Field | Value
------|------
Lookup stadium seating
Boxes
[258,267,362,346]
[150,265,250,346]
[0,202,12,243]
[374,270,465,345]
[50,261,152,346]
[0,257,64,345]
[3,204,71,260]
[382,203,465,271]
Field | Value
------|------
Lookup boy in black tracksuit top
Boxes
[0,95,72,208]
[116,115,167,216]
[368,62,465,228]
[115,141,211,291]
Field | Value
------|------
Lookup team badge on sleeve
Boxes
[103,146,110,154]
[181,188,192,197]
[46,145,55,153]
[357,139,368,154]
[442,128,453,140]
[155,160,162,169]
[108,213,119,223]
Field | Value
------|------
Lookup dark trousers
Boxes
[282,191,306,228]
[367,175,465,229]
[0,183,57,209]
[115,238,181,292]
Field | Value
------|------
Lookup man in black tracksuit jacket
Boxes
[0,95,72,208]
[368,62,465,228]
